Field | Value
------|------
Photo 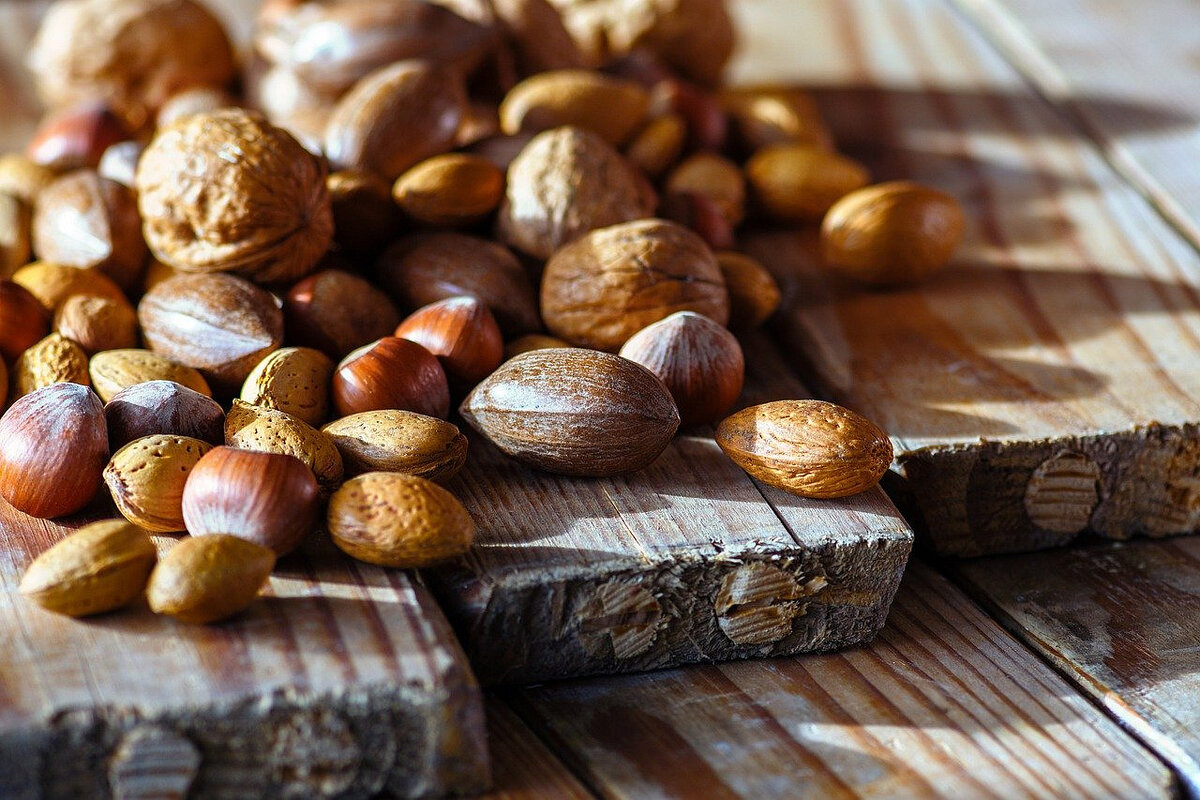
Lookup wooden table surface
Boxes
[5,0,1200,798]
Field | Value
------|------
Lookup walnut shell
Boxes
[540,218,728,351]
[460,347,679,476]
[136,109,333,284]
[496,126,655,259]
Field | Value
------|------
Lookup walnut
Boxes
[28,0,236,131]
[136,109,333,285]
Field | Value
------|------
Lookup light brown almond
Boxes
[716,251,781,329]
[146,535,275,625]
[393,153,504,227]
[322,410,467,482]
[240,347,333,428]
[225,400,344,494]
[746,144,869,222]
[103,435,212,532]
[499,70,649,145]
[89,349,212,402]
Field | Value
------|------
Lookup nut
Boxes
[0,154,56,204]
[660,191,734,251]
[820,181,965,286]
[225,400,344,494]
[13,333,91,398]
[624,112,686,178]
[460,347,679,476]
[718,85,834,153]
[182,446,321,555]
[97,140,145,188]
[377,233,541,336]
[503,333,570,360]
[716,400,893,499]
[327,170,400,259]
[156,87,236,128]
[394,297,504,391]
[89,349,212,402]
[19,519,155,617]
[240,347,334,427]
[499,70,649,145]
[138,273,284,395]
[0,280,50,362]
[393,154,505,227]
[324,60,467,181]
[12,261,126,312]
[332,337,450,419]
[327,472,474,567]
[141,258,178,294]
[146,534,275,625]
[29,0,236,131]
[619,311,744,427]
[104,434,213,532]
[496,126,655,259]
[540,218,729,351]
[283,269,401,360]
[26,103,131,172]
[53,293,139,354]
[104,380,225,448]
[746,144,869,222]
[137,109,332,284]
[484,0,585,75]
[717,251,781,329]
[465,132,535,171]
[322,410,467,482]
[0,193,32,279]
[0,382,108,518]
[665,152,745,227]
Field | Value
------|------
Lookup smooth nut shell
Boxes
[323,410,467,482]
[0,193,32,279]
[624,112,686,178]
[332,337,450,419]
[327,472,474,567]
[0,382,108,517]
[503,333,570,360]
[283,269,400,360]
[746,144,869,222]
[19,519,155,617]
[393,154,505,227]
[717,251,781,329]
[104,380,225,448]
[53,293,139,354]
[665,153,745,227]
[716,400,893,499]
[104,434,213,532]
[499,70,649,145]
[89,349,212,402]
[147,534,275,625]
[395,296,503,391]
[0,155,56,204]
[12,261,125,312]
[460,348,680,476]
[0,280,50,361]
[225,400,344,494]
[240,347,333,427]
[13,332,91,398]
[26,104,131,172]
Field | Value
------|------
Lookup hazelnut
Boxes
[717,251,781,329]
[395,297,504,391]
[499,70,649,145]
[324,60,468,181]
[460,348,680,476]
[89,349,212,402]
[540,218,729,351]
[12,333,91,398]
[25,104,131,172]
[0,382,108,518]
[53,293,139,354]
[225,400,344,495]
[284,269,402,360]
[322,410,467,482]
[146,535,275,625]
[12,262,126,312]
[137,109,333,284]
[332,337,450,420]
[393,154,505,228]
[104,380,225,448]
[746,144,870,222]
[182,446,320,556]
[240,347,334,427]
[619,311,744,427]
[0,155,56,205]
[0,280,49,362]
[651,79,728,152]
[104,434,213,532]
[327,171,401,260]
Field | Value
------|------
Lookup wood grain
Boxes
[477,699,594,800]
[0,505,490,800]
[429,333,913,684]
[731,0,1200,555]
[509,561,1176,799]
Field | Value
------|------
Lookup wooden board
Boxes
[477,699,593,800]
[956,537,1200,798]
[429,333,913,684]
[731,0,1200,556]
[507,561,1176,799]
[0,506,490,800]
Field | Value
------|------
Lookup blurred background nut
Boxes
[660,191,734,251]
[156,87,236,129]
[25,103,131,172]
[719,85,834,153]
[332,336,451,419]
[284,269,401,360]
[503,333,570,360]
[393,154,505,228]
[0,280,50,362]
[665,152,745,227]
[13,262,125,313]
[480,0,586,76]
[716,251,781,329]
[499,70,650,144]
[53,294,139,354]
[104,380,225,449]
[327,171,401,260]
[0,194,31,280]
[241,347,334,427]
[624,112,686,178]
[0,155,56,205]
[322,410,467,482]
[137,109,333,284]
[96,141,145,189]
[746,143,870,222]
[89,349,212,402]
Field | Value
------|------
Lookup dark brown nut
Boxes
[624,112,686,178]
[28,0,236,131]
[138,273,284,395]
[0,155,56,205]
[13,332,91,398]
[0,382,108,518]
[146,534,275,624]
[461,347,679,476]
[393,154,505,227]
[484,0,586,75]
[182,446,321,556]
[820,181,966,286]
[395,296,504,392]
[540,219,728,351]
[0,280,50,362]
[141,258,178,294]
[465,132,535,171]
[137,109,333,284]
[32,171,147,292]
[104,434,213,532]
[13,262,125,313]
[89,349,212,402]
[718,85,834,153]
[651,78,728,152]
[660,191,734,251]
[156,87,236,129]
[324,60,468,182]
[104,380,225,448]
[499,70,649,144]
[0,194,32,280]
[746,144,870,223]
[284,269,401,360]
[327,171,401,259]
[496,126,654,259]
[333,336,450,420]
[322,410,467,481]
[241,347,334,427]
[53,293,139,354]
[619,311,743,427]
[225,399,344,495]
[26,104,131,172]
[455,101,501,149]
[376,233,540,335]
[96,141,145,188]
[716,251,781,329]
[503,333,570,360]
[665,153,745,227]
[244,63,337,153]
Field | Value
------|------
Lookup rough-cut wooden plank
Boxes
[428,334,913,684]
[730,0,1200,556]
[477,699,594,800]
[0,506,490,800]
[509,561,1175,799]
[957,537,1200,798]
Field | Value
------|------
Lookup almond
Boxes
[146,535,275,625]
[89,349,212,402]
[499,70,650,145]
[224,400,344,494]
[103,434,213,532]
[322,410,467,482]
[393,153,504,227]
[240,347,334,427]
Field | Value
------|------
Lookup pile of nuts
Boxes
[4,0,962,624]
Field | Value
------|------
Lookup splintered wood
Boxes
[732,0,1200,555]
